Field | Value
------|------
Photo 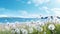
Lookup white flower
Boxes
[34,26,43,32]
[22,26,26,28]
[27,23,32,27]
[5,26,10,30]
[28,28,33,33]
[11,29,15,34]
[2,29,5,31]
[36,21,44,26]
[21,28,28,34]
[48,24,55,30]
[12,24,16,28]
[44,32,46,34]
[15,28,20,34]
[11,28,20,34]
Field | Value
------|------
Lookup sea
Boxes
[0,17,48,23]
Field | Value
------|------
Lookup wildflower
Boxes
[15,28,20,34]
[26,23,32,27]
[21,28,28,34]
[2,29,5,31]
[44,32,46,34]
[5,26,10,30]
[34,26,43,32]
[28,28,33,33]
[12,23,16,28]
[11,29,15,34]
[48,24,55,30]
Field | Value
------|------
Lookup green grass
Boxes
[0,22,60,34]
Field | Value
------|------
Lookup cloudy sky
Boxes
[0,0,60,18]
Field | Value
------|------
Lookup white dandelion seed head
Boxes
[27,24,32,27]
[48,24,55,30]
[35,23,42,27]
[12,24,16,28]
[44,32,46,34]
[2,29,5,31]
[15,28,20,34]
[28,28,33,33]
[11,29,15,34]
[22,26,26,28]
[36,21,44,26]
[5,26,10,30]
[21,28,28,34]
[34,26,43,32]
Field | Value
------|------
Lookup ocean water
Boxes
[0,17,47,23]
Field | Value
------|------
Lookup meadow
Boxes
[0,21,60,34]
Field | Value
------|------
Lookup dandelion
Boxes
[26,23,32,27]
[48,24,55,30]
[12,23,16,28]
[2,29,5,31]
[44,32,46,34]
[15,28,20,34]
[34,26,43,32]
[28,28,33,33]
[5,26,10,31]
[22,25,26,28]
[11,29,15,34]
[21,28,28,34]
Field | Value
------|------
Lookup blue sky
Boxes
[0,0,60,18]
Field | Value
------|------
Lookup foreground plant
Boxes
[21,28,28,34]
[48,24,55,34]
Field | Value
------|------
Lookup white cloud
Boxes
[51,8,60,11]
[18,10,28,16]
[30,0,50,6]
[0,8,12,12]
[43,7,51,14]
[18,14,40,18]
[0,8,41,18]
[27,1,31,4]
[51,8,60,16]
[39,7,51,14]
[15,8,60,17]
[40,7,60,16]
[2,7,60,18]
[18,14,39,18]
[17,7,60,17]
[18,10,41,18]
[0,8,6,11]
[0,15,8,17]
[28,14,40,18]
[39,7,60,16]
[55,0,60,3]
